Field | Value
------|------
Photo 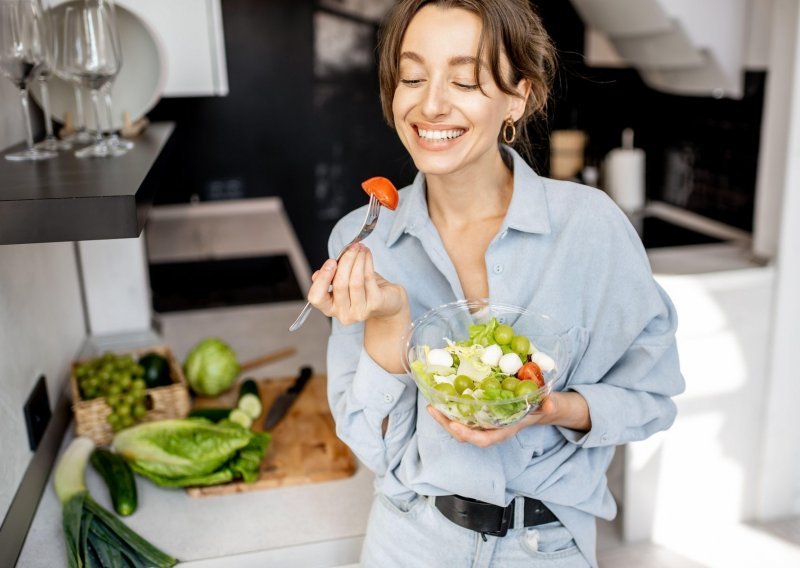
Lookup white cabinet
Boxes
[116,0,228,97]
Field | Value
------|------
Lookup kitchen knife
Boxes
[263,366,313,430]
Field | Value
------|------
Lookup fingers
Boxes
[427,405,534,448]
[307,258,337,312]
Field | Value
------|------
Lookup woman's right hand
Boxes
[308,243,407,327]
[308,243,410,373]
[308,243,411,373]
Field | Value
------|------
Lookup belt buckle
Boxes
[482,501,514,538]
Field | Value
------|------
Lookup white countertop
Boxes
[17,301,376,568]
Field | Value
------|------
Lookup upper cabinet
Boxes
[52,0,229,97]
[118,0,228,97]
[571,0,768,99]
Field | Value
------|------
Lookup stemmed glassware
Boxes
[100,0,132,152]
[62,0,124,158]
[33,0,71,151]
[0,0,56,161]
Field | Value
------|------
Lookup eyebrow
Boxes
[399,51,484,69]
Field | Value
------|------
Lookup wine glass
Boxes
[99,0,131,152]
[63,0,124,158]
[54,6,92,144]
[0,0,56,161]
[33,0,71,151]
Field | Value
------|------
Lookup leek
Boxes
[54,436,177,568]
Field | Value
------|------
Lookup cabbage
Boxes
[183,337,240,396]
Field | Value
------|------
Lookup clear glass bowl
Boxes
[402,299,568,429]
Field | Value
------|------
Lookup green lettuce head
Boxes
[183,338,240,396]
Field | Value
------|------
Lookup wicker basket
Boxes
[70,345,191,445]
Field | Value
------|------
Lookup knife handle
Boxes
[288,366,313,394]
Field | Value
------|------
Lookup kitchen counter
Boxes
[17,301,376,568]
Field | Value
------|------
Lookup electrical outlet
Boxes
[23,375,51,451]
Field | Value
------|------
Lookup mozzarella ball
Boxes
[531,351,555,373]
[480,344,503,367]
[427,348,453,368]
[498,352,524,375]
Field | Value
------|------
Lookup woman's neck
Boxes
[426,150,514,230]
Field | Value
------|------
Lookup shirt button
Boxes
[493,264,503,274]
[601,434,608,443]
[383,393,394,404]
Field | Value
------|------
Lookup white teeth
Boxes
[417,128,464,141]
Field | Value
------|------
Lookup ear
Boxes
[508,78,531,121]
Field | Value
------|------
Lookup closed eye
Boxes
[400,79,425,86]
[454,82,479,90]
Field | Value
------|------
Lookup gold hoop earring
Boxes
[502,117,516,144]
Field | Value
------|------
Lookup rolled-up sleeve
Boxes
[324,223,418,476]
[557,209,685,448]
[327,323,418,475]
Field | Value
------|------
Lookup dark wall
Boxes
[148,1,765,271]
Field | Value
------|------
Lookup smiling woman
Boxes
[304,1,685,567]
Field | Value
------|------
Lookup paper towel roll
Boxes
[604,147,645,214]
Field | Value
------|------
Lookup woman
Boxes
[307,1,684,566]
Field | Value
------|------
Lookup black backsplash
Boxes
[147,1,765,270]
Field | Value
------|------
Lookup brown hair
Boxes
[377,0,557,157]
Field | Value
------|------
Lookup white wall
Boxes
[0,79,87,525]
[0,242,85,522]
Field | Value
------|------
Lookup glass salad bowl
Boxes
[402,299,569,429]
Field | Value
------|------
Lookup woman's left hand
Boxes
[427,391,591,448]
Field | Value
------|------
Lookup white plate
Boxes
[31,1,166,132]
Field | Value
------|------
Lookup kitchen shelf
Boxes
[0,122,174,245]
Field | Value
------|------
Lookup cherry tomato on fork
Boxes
[362,176,399,210]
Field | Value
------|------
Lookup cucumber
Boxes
[188,408,232,422]
[237,394,262,420]
[238,379,259,399]
[237,379,262,420]
[90,448,137,516]
[228,408,253,429]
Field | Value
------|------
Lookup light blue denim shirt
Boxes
[326,147,685,567]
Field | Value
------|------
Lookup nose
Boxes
[420,78,450,119]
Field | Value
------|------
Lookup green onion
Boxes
[54,436,178,568]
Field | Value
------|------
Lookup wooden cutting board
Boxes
[186,374,356,497]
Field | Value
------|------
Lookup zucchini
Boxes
[89,448,137,516]
[188,407,233,422]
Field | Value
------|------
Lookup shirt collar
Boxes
[385,145,551,248]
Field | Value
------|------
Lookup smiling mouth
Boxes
[416,127,466,141]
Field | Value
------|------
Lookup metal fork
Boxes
[289,193,382,331]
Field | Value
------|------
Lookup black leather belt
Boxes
[434,494,557,538]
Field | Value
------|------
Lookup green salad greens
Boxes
[112,418,270,487]
[410,317,556,428]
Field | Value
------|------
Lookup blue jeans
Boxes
[361,494,591,567]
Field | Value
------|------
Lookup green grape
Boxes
[494,324,514,345]
[107,383,122,396]
[434,382,457,397]
[119,375,132,390]
[131,379,146,393]
[514,380,539,398]
[453,375,473,394]
[511,335,531,356]
[132,404,147,419]
[116,405,131,417]
[480,377,502,391]
[501,376,521,392]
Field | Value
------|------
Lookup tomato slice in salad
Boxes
[361,176,399,210]
[517,361,544,387]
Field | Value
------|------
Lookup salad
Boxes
[409,317,557,428]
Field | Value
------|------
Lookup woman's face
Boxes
[391,5,527,178]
